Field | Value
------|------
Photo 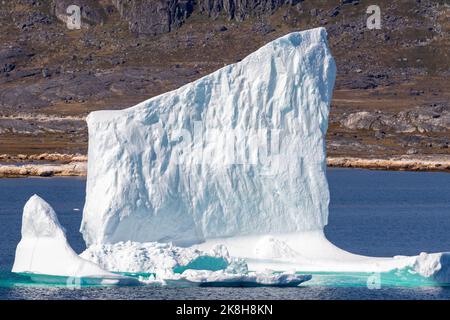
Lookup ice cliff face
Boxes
[81,27,336,246]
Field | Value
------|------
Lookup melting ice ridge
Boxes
[10,28,450,287]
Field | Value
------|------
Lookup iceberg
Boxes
[12,195,308,287]
[11,27,450,286]
[81,27,334,247]
[12,195,139,285]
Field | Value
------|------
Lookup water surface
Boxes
[1,169,450,299]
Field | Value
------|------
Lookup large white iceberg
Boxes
[81,27,333,247]
[12,27,450,286]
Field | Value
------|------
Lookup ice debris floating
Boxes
[12,27,450,286]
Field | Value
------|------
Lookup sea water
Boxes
[1,169,450,299]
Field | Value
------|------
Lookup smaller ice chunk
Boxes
[12,195,138,285]
[167,270,311,287]
[412,252,450,283]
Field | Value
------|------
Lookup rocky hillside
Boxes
[111,0,304,34]
[0,0,449,159]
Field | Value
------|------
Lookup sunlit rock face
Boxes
[81,27,336,247]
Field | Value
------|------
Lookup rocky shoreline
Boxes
[0,162,87,178]
[0,153,87,177]
[328,155,450,172]
[1,153,450,178]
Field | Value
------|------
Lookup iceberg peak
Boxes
[21,194,66,239]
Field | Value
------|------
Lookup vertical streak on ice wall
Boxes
[81,27,336,246]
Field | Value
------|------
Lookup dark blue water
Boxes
[326,169,450,257]
[1,168,450,300]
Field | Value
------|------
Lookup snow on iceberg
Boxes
[12,195,139,286]
[162,270,312,288]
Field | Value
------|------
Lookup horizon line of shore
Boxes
[1,153,450,178]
